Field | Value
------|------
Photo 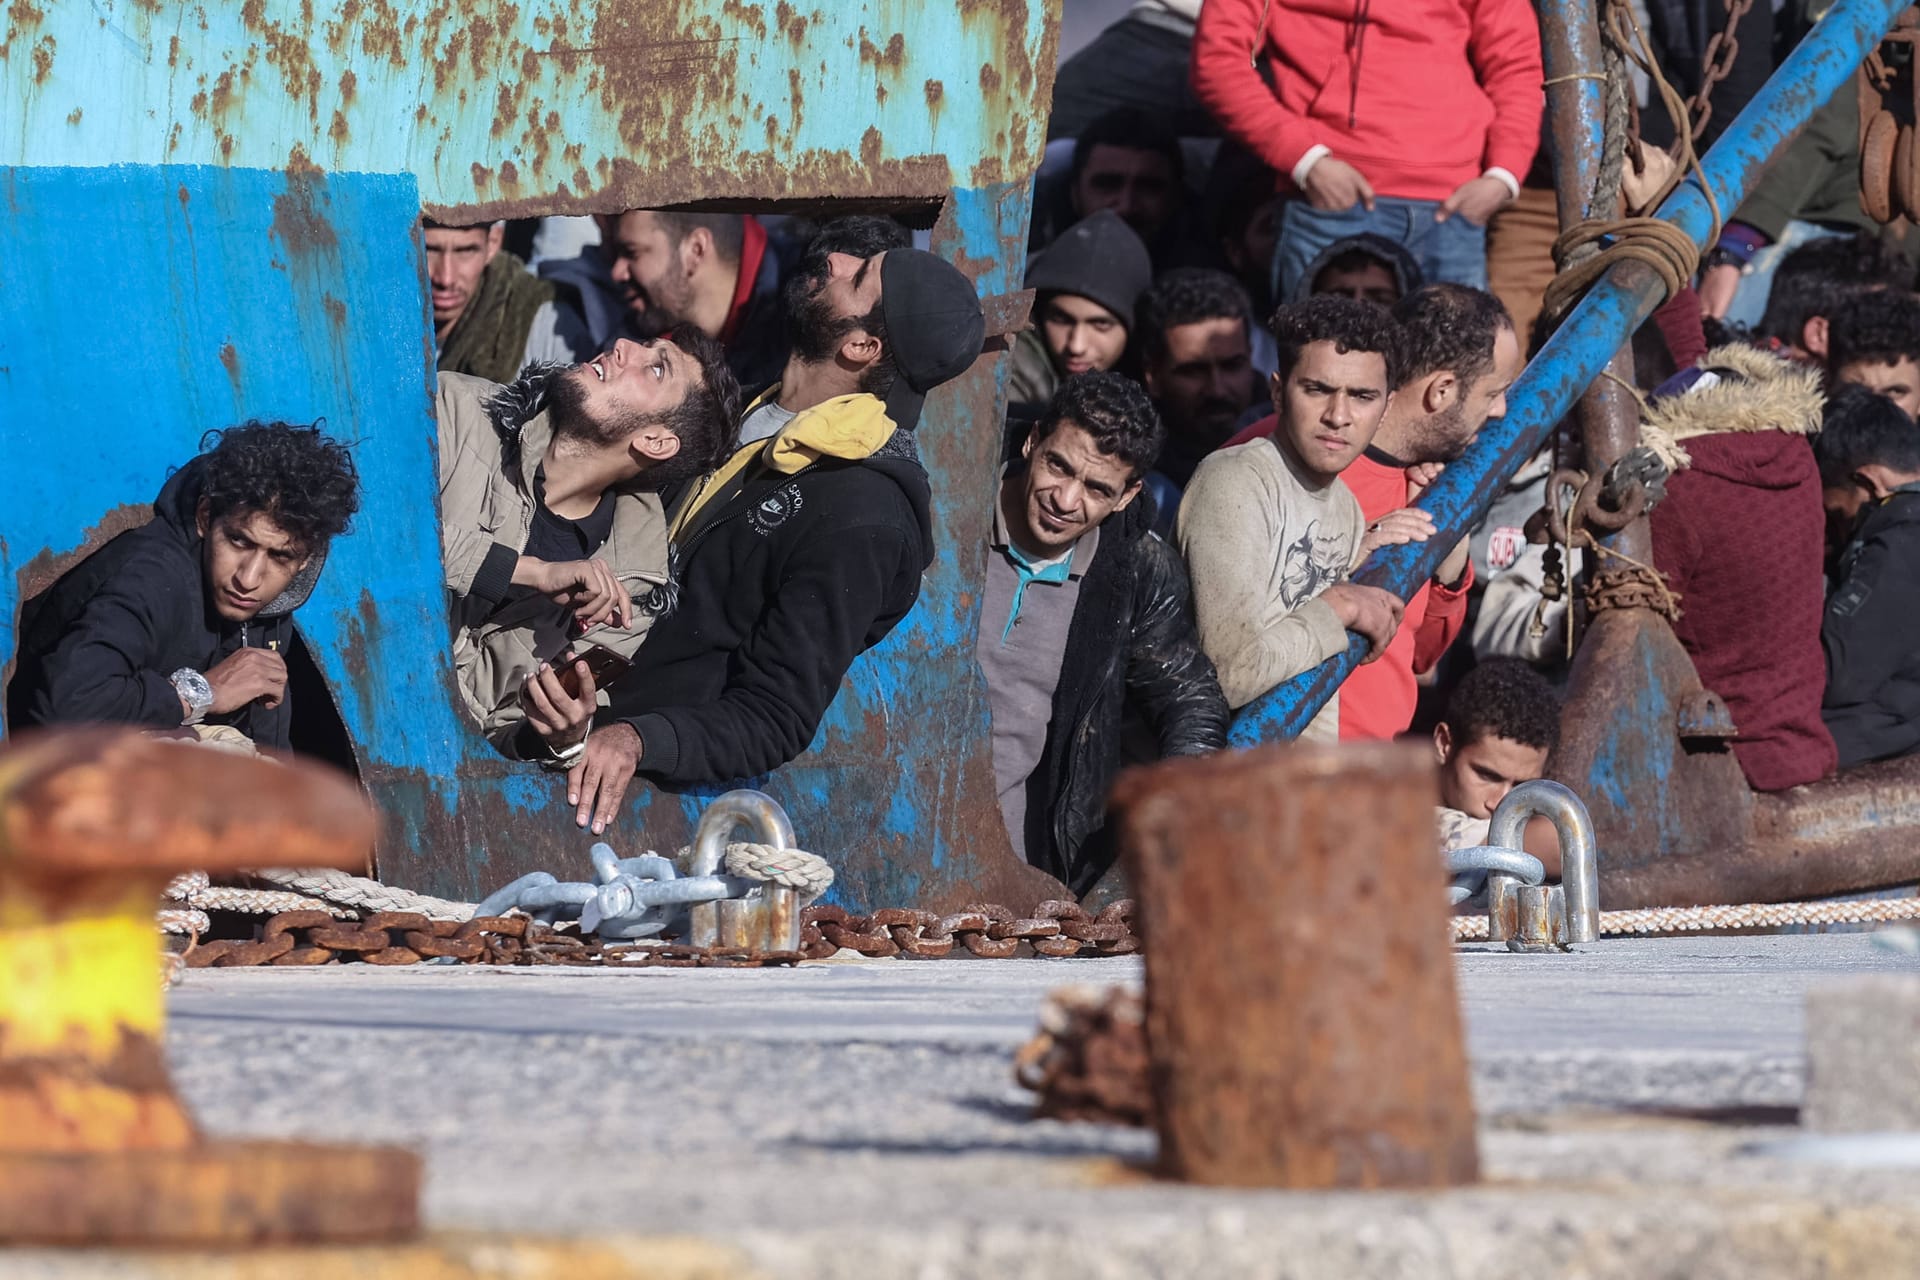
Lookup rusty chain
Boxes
[1013,986,1151,1126]
[180,899,1142,970]
[1684,0,1756,144]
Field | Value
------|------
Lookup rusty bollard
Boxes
[0,727,420,1245]
[1114,741,1479,1188]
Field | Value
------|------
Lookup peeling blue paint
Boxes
[1,1,1060,914]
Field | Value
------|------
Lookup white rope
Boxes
[1453,894,1920,942]
[249,867,475,921]
[163,871,353,919]
[717,841,835,901]
[156,906,210,936]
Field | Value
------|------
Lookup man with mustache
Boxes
[434,332,740,764]
[1176,295,1407,741]
[1223,282,1522,739]
[596,210,790,399]
[976,372,1227,894]
[569,242,986,830]
[1135,269,1261,520]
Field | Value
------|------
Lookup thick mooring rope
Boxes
[1453,895,1920,942]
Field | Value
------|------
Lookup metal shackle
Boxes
[1445,845,1546,905]
[689,790,798,878]
[1488,779,1599,943]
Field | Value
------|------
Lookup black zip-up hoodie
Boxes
[600,429,932,786]
[7,458,322,749]
[1823,486,1920,768]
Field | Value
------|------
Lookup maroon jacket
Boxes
[1650,403,1837,791]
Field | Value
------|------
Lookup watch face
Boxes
[172,669,214,712]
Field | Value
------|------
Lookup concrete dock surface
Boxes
[19,935,1920,1277]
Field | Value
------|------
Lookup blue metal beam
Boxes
[1229,0,1905,747]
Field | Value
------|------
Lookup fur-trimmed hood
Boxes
[482,360,570,464]
[1640,343,1824,474]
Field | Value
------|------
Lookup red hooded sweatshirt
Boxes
[1191,0,1544,202]
[1647,350,1837,792]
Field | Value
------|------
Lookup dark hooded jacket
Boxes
[1009,211,1154,409]
[1286,233,1426,303]
[600,403,933,786]
[8,459,323,749]
[1022,492,1229,895]
[1823,485,1920,768]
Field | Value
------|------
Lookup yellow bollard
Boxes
[0,728,420,1244]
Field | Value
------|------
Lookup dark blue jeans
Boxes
[1274,196,1490,300]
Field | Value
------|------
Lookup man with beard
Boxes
[434,333,740,764]
[427,219,594,384]
[596,211,787,397]
[1135,269,1260,520]
[565,244,985,829]
[1223,283,1522,738]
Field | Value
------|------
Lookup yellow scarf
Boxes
[669,389,898,539]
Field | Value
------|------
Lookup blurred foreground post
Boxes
[0,728,419,1245]
[1116,741,1478,1187]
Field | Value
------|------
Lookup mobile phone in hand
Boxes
[555,644,632,699]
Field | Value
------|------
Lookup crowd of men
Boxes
[11,0,1920,894]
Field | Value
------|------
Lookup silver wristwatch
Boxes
[170,668,214,725]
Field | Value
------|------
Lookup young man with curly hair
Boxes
[9,423,361,752]
[1827,287,1920,419]
[1433,658,1560,858]
[1223,283,1522,740]
[977,372,1228,894]
[1175,294,1407,740]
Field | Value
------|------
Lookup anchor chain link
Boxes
[177,899,1143,969]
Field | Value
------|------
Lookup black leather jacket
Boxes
[1021,493,1228,895]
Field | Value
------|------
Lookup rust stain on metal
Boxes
[64,107,79,125]
[217,342,242,391]
[268,167,338,257]
[979,61,1002,94]
[1116,743,1480,1189]
[722,0,767,38]
[859,29,905,72]
[924,77,944,138]
[29,33,51,82]
[11,505,154,631]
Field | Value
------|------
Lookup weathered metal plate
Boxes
[2,0,1055,218]
[0,1,1065,912]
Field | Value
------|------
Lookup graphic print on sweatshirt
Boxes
[749,483,805,536]
[1279,519,1349,608]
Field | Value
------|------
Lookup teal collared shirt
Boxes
[976,489,1098,859]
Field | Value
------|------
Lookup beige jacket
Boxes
[437,371,671,754]
[1175,437,1365,742]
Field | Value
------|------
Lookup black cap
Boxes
[877,249,986,431]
